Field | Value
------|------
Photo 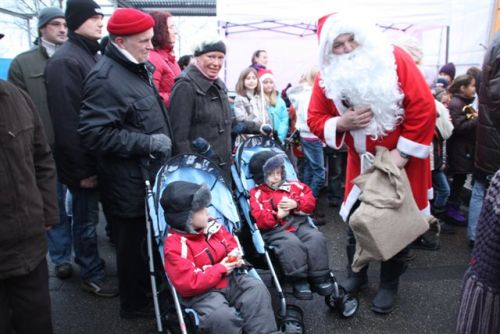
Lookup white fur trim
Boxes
[259,73,274,83]
[428,187,434,200]
[339,185,362,222]
[180,237,188,259]
[352,129,366,154]
[324,117,346,149]
[420,203,431,217]
[397,136,430,159]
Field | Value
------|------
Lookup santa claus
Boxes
[308,13,436,314]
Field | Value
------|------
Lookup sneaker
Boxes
[55,263,73,280]
[445,206,467,226]
[82,279,119,298]
[292,280,313,300]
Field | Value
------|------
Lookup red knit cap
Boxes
[257,69,274,82]
[107,8,154,36]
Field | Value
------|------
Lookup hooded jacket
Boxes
[164,222,238,298]
[149,47,181,107]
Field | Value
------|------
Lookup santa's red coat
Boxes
[308,46,435,221]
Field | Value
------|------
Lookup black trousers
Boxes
[110,215,156,312]
[0,258,53,334]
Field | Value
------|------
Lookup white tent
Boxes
[217,0,496,90]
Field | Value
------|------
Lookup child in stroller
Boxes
[161,180,280,334]
[248,151,333,300]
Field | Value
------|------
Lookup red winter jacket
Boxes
[149,48,181,108]
[164,222,239,298]
[249,181,316,232]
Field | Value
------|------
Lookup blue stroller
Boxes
[143,153,297,333]
[230,135,359,323]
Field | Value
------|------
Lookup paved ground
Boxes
[49,196,471,334]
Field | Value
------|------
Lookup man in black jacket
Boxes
[45,0,117,297]
[466,31,500,247]
[79,8,172,318]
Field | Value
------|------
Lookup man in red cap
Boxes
[79,8,173,319]
[307,13,436,314]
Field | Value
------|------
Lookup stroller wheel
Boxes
[279,304,304,334]
[324,286,359,318]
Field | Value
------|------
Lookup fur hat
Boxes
[193,38,226,57]
[249,151,286,185]
[160,181,211,232]
[65,0,103,31]
[38,7,65,30]
[439,63,456,80]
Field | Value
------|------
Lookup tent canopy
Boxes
[217,0,495,91]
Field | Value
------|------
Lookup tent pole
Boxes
[445,25,450,64]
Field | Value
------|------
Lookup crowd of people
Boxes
[1,1,499,333]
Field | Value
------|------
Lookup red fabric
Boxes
[149,48,181,107]
[316,13,336,40]
[164,223,238,298]
[107,8,154,36]
[308,46,435,214]
[249,181,316,232]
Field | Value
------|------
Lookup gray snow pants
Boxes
[263,216,330,281]
[182,274,279,334]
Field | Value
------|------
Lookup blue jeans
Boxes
[47,184,104,282]
[432,170,450,210]
[300,138,325,198]
[467,179,487,242]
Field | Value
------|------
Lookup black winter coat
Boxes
[447,94,478,174]
[0,80,58,279]
[45,32,101,187]
[168,65,232,179]
[475,32,500,179]
[79,43,172,218]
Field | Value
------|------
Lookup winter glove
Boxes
[192,137,218,160]
[149,133,172,158]
[260,124,273,136]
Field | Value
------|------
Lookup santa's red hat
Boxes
[258,69,275,82]
[316,13,336,41]
[107,8,154,36]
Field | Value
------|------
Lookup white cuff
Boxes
[324,117,346,150]
[397,136,430,159]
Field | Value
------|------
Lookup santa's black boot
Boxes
[371,256,407,314]
[343,244,368,294]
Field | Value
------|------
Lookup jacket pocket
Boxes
[132,95,165,134]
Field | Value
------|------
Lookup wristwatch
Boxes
[399,150,410,159]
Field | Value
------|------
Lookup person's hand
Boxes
[276,206,289,219]
[149,134,172,157]
[80,175,97,188]
[279,196,298,210]
[337,106,373,132]
[220,256,242,274]
[260,124,273,136]
[389,149,409,169]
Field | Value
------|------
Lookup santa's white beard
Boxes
[320,44,404,139]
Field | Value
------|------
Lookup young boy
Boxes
[249,151,333,300]
[161,181,279,334]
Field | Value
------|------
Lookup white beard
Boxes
[320,44,404,139]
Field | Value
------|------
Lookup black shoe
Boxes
[311,280,334,296]
[55,263,73,280]
[410,233,440,251]
[82,278,119,298]
[292,280,313,300]
[439,221,456,235]
[371,283,398,314]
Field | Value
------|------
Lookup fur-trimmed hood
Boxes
[249,150,287,185]
[160,181,211,233]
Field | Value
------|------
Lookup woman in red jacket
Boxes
[149,11,181,107]
[161,181,279,334]
[248,151,333,300]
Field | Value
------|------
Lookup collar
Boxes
[264,181,291,192]
[68,30,100,55]
[111,41,139,64]
[184,65,225,93]
[40,38,60,57]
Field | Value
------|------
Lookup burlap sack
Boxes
[349,146,429,272]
